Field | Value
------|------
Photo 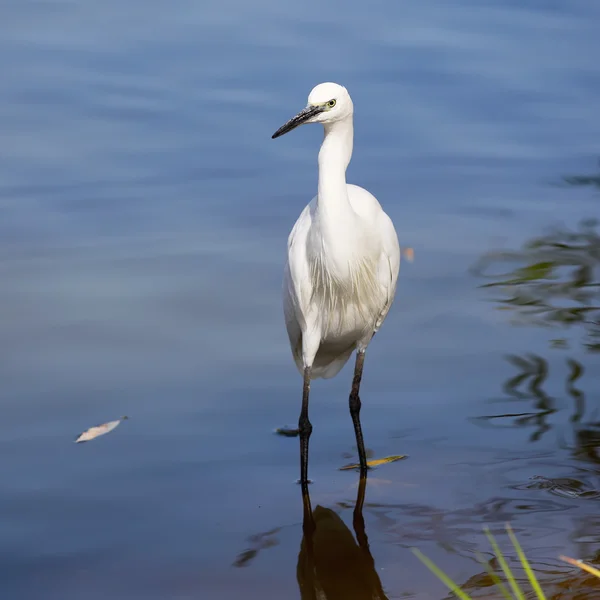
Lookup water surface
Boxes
[1,1,600,598]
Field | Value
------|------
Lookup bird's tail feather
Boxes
[293,343,355,380]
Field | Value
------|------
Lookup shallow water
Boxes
[1,1,600,598]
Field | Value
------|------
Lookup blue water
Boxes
[1,1,600,598]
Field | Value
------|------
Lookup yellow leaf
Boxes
[339,454,407,470]
[560,555,600,579]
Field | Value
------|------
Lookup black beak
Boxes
[271,105,325,139]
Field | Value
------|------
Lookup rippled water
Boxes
[1,1,600,598]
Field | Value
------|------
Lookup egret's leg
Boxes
[349,349,368,478]
[299,366,313,492]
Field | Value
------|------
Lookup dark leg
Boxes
[349,350,368,479]
[299,366,313,494]
[352,477,388,598]
[301,480,315,537]
[353,475,368,547]
[298,482,316,586]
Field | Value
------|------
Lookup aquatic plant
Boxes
[412,523,600,600]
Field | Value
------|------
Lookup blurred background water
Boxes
[1,1,600,598]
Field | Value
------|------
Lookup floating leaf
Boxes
[402,247,415,262]
[560,555,600,579]
[75,416,128,443]
[339,454,407,470]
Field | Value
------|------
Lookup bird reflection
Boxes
[296,478,388,600]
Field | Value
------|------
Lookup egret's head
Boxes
[271,82,353,139]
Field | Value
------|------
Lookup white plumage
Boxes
[277,83,400,379]
[271,81,401,484]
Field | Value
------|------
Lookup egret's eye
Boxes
[326,99,336,108]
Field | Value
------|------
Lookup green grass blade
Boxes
[506,524,547,600]
[484,527,525,600]
[474,551,514,600]
[411,548,474,600]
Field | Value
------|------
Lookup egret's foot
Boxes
[275,427,300,437]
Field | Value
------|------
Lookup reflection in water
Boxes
[232,527,281,568]
[474,351,600,466]
[524,475,600,500]
[297,479,388,600]
[233,478,600,598]
[230,193,600,600]
[468,208,600,587]
[232,480,388,599]
[472,219,600,353]
[473,213,600,464]
[562,159,600,192]
[502,352,557,443]
[473,353,565,443]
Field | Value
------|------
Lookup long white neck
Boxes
[310,114,380,324]
[316,116,354,221]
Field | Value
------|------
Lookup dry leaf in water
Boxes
[402,247,414,262]
[560,555,600,579]
[339,454,407,471]
[75,416,128,443]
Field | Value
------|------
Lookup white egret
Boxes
[272,82,401,487]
